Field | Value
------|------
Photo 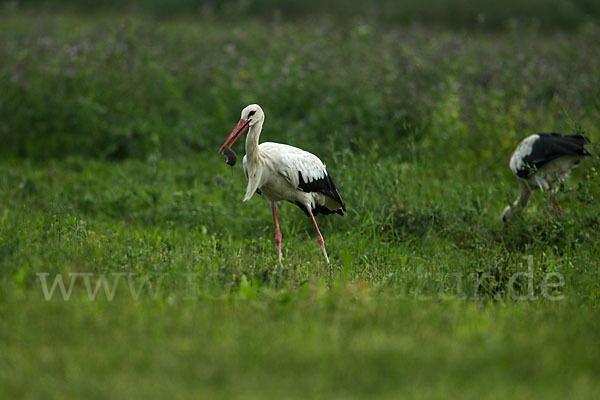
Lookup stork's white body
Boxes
[242,142,341,212]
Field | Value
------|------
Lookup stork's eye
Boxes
[248,111,256,117]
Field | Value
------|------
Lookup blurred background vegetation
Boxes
[1,0,599,165]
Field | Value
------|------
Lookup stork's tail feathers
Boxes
[543,132,592,157]
[564,133,592,155]
[290,201,345,217]
[297,171,346,215]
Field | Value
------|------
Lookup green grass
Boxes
[1,10,600,399]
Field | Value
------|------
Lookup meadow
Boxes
[1,3,600,399]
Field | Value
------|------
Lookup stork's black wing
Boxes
[291,171,346,216]
[517,133,591,178]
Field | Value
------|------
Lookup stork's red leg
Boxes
[547,190,563,215]
[270,202,282,264]
[307,208,330,264]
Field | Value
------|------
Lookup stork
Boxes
[502,132,591,222]
[219,104,346,263]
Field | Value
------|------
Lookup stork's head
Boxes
[501,205,513,223]
[219,104,264,152]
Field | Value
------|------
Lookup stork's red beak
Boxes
[219,119,250,152]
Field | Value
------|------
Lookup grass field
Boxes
[1,5,600,399]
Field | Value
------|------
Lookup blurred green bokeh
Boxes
[1,6,598,163]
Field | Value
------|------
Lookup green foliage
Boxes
[1,14,599,162]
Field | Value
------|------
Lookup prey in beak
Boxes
[221,145,238,166]
[219,118,249,167]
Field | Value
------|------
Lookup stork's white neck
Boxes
[245,119,264,161]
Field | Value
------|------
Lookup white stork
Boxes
[502,132,591,222]
[219,104,346,263]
